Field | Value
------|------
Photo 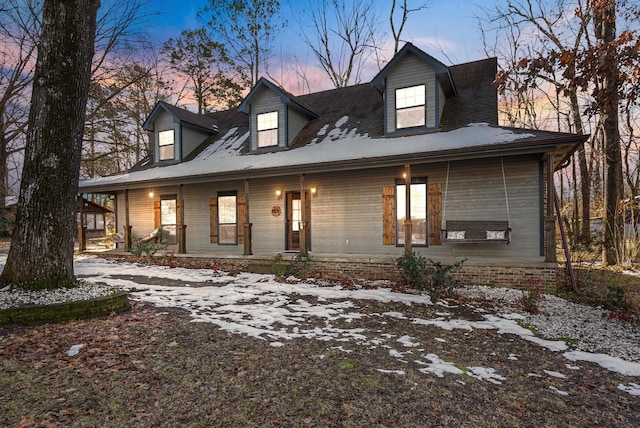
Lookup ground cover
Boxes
[0,255,638,427]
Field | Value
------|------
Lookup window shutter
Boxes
[209,197,218,244]
[382,186,395,245]
[153,201,161,229]
[428,183,442,246]
[237,195,246,244]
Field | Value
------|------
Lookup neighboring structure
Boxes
[77,197,113,239]
[79,43,587,289]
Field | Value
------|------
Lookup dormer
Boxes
[238,78,318,152]
[372,43,456,135]
[142,101,219,164]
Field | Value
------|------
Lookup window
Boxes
[396,182,427,246]
[158,129,175,160]
[396,85,425,129]
[161,196,177,242]
[218,192,237,244]
[84,213,105,230]
[257,111,278,147]
[95,213,105,230]
[85,213,95,230]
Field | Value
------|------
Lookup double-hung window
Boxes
[160,196,177,243]
[257,111,278,148]
[396,181,427,246]
[158,129,175,161]
[218,192,237,244]
[84,213,104,230]
[396,85,426,129]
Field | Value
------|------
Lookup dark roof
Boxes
[372,43,456,97]
[77,197,112,213]
[441,57,498,130]
[238,77,319,119]
[142,101,220,134]
[129,57,504,173]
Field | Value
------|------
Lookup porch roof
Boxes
[79,122,586,193]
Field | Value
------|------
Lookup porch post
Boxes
[299,173,307,254]
[78,194,86,251]
[244,178,253,255]
[178,184,186,254]
[404,164,412,254]
[124,189,131,252]
[545,153,557,262]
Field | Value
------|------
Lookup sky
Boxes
[144,0,497,94]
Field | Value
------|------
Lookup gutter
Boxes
[79,135,587,193]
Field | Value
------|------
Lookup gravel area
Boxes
[0,282,117,310]
[457,285,640,363]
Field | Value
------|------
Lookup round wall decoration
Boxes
[271,206,281,217]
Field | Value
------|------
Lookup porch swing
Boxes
[441,158,512,244]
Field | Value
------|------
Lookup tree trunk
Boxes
[596,1,622,265]
[568,90,591,244]
[0,0,99,290]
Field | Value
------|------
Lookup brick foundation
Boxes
[203,255,561,292]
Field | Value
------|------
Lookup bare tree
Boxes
[594,0,622,265]
[163,28,244,113]
[1,0,157,189]
[480,0,640,264]
[390,0,431,54]
[300,0,382,88]
[479,0,595,244]
[0,0,41,205]
[199,0,286,87]
[0,0,99,290]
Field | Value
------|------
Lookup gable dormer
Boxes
[142,101,219,164]
[372,43,456,135]
[238,78,318,152]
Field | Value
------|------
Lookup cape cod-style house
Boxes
[79,43,587,289]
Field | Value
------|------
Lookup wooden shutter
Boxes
[428,183,442,246]
[237,195,246,244]
[153,200,161,229]
[209,197,218,244]
[382,186,395,245]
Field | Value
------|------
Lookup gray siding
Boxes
[438,84,446,127]
[114,155,542,260]
[181,127,210,159]
[287,107,309,145]
[386,55,438,133]
[153,110,178,163]
[249,87,286,151]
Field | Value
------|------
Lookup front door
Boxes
[286,191,310,251]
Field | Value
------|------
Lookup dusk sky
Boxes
[144,0,496,94]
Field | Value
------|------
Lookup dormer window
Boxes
[158,129,175,160]
[396,85,426,129]
[257,111,278,148]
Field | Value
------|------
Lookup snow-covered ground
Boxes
[1,254,639,396]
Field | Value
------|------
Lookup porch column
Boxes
[545,153,557,262]
[77,194,86,251]
[124,189,131,251]
[299,174,308,254]
[244,178,253,255]
[178,184,186,254]
[404,164,412,254]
